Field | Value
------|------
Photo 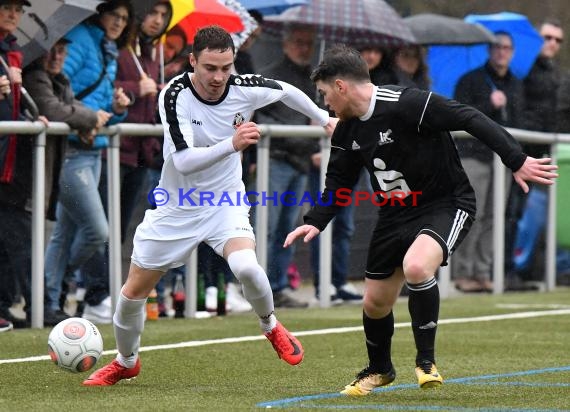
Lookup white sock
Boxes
[116,352,138,369]
[227,249,277,332]
[113,291,146,368]
[259,313,277,334]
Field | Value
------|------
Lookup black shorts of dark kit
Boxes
[364,206,474,280]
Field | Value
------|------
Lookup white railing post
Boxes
[546,142,558,291]
[31,125,46,328]
[492,153,506,294]
[107,129,122,311]
[318,135,332,308]
[255,127,271,270]
[185,249,197,318]
[438,265,451,298]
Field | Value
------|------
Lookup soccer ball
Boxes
[48,317,104,373]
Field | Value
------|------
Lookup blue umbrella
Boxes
[240,0,309,16]
[427,11,543,98]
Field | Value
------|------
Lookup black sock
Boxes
[363,310,394,373]
[407,277,439,366]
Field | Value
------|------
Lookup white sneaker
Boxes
[226,282,252,313]
[75,287,86,302]
[205,286,217,312]
[82,296,112,324]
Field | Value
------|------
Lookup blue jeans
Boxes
[45,149,108,310]
[99,160,149,243]
[266,159,308,292]
[308,168,356,289]
[79,160,150,306]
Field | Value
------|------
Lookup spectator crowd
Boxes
[0,0,567,333]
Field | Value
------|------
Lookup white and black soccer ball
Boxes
[48,317,103,373]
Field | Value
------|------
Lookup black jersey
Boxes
[304,85,527,231]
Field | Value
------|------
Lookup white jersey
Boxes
[156,72,329,215]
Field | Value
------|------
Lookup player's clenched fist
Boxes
[232,121,261,151]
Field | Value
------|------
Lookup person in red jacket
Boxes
[0,0,31,332]
[110,0,172,241]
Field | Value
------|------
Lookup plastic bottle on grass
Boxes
[146,289,159,320]
[173,273,186,318]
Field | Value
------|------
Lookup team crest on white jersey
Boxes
[233,113,245,129]
[378,129,394,146]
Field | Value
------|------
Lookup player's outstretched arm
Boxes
[513,156,558,193]
[277,81,329,126]
[283,225,321,248]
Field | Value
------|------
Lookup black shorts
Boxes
[365,207,474,280]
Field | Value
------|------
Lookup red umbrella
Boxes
[168,0,244,44]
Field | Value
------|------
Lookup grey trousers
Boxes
[452,157,511,280]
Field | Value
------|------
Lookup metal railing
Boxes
[0,121,566,327]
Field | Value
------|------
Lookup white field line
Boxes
[2,309,569,365]
[495,303,570,309]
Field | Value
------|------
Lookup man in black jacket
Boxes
[522,20,563,148]
[0,0,32,331]
[255,23,318,308]
[284,44,557,396]
[509,20,564,285]
[453,31,523,293]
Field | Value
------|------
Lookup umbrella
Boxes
[239,0,309,16]
[14,0,102,67]
[167,0,244,44]
[428,12,543,98]
[404,13,496,45]
[263,0,415,49]
[219,0,259,49]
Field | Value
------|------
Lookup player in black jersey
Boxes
[284,44,557,396]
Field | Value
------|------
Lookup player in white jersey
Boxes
[83,26,337,386]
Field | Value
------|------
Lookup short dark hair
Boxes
[192,25,235,59]
[492,30,514,48]
[541,18,562,29]
[311,44,370,83]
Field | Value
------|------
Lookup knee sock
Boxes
[113,291,146,368]
[363,310,394,373]
[227,249,276,333]
[407,276,439,365]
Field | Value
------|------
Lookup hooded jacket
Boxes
[63,22,127,149]
[114,1,172,169]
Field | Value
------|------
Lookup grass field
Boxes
[1,288,569,411]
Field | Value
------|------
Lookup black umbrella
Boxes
[264,0,416,49]
[15,0,102,67]
[404,13,496,46]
